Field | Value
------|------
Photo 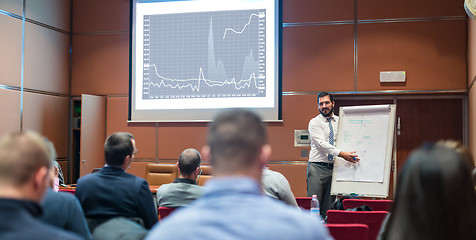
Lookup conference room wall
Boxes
[0,13,21,87]
[0,1,71,178]
[106,96,156,159]
[0,89,21,137]
[358,0,464,19]
[282,25,354,91]
[24,0,71,32]
[70,0,467,96]
[70,0,469,193]
[358,20,467,91]
[283,0,353,22]
[0,0,22,15]
[466,15,475,169]
[24,22,70,94]
[22,93,69,159]
[70,0,129,97]
[71,34,129,96]
[73,0,129,33]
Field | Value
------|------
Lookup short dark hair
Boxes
[381,143,476,240]
[207,109,267,172]
[178,148,201,176]
[317,92,334,103]
[104,132,134,166]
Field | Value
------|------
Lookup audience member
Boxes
[75,132,157,232]
[52,160,66,186]
[380,143,476,240]
[146,109,332,240]
[0,131,81,239]
[44,137,66,187]
[261,167,298,207]
[156,148,204,207]
[39,139,92,240]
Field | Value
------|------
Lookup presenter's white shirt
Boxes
[308,114,341,163]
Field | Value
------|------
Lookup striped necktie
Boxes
[327,118,334,161]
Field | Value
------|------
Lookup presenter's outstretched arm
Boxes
[338,151,360,163]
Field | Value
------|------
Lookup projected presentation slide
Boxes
[130,0,281,122]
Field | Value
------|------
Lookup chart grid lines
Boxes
[142,9,266,99]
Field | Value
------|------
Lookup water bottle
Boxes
[310,194,320,217]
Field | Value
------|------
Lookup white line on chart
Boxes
[146,64,263,92]
[222,12,264,39]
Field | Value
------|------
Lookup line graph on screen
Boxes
[142,9,266,99]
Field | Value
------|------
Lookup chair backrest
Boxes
[327,210,389,240]
[145,164,178,186]
[295,197,312,210]
[343,199,393,212]
[158,207,178,221]
[325,224,369,240]
[197,165,213,186]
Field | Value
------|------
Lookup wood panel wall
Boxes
[2,0,469,193]
[0,0,71,180]
[69,0,469,196]
[469,18,476,161]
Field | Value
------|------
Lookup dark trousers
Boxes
[306,162,336,217]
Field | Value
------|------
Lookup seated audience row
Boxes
[156,148,298,209]
[147,109,332,240]
[2,109,475,240]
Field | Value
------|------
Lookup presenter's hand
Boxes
[338,151,360,163]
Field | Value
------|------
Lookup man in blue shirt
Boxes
[146,109,332,240]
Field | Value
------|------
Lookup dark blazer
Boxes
[40,188,92,240]
[0,198,81,240]
[76,166,158,229]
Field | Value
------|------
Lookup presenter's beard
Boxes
[319,106,333,117]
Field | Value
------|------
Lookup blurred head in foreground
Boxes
[382,143,476,240]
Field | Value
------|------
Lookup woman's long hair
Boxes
[381,143,476,240]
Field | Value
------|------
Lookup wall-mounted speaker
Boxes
[380,71,406,83]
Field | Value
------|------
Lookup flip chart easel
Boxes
[330,104,396,198]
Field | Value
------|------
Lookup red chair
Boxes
[295,197,312,210]
[58,189,76,195]
[325,224,369,240]
[158,207,177,221]
[342,199,393,212]
[326,210,389,240]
